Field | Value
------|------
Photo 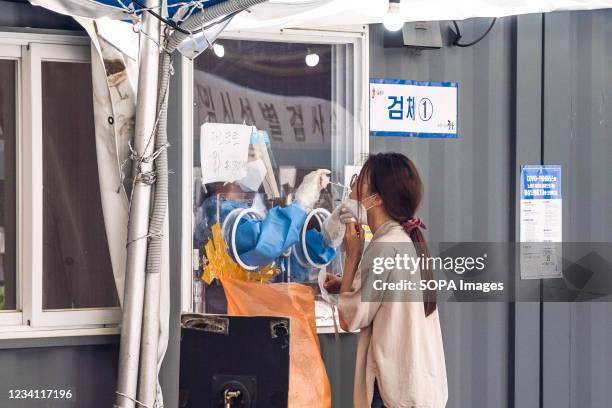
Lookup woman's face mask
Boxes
[343,194,377,225]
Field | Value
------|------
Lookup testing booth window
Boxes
[191,34,366,313]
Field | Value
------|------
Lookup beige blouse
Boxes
[338,220,448,408]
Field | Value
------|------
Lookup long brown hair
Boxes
[357,153,437,316]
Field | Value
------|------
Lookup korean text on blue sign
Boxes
[369,79,458,138]
[521,165,562,200]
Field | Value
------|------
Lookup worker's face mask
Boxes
[238,158,267,192]
[343,194,377,225]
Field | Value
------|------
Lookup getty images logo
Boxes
[372,253,488,275]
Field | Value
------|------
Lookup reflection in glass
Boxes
[41,61,119,310]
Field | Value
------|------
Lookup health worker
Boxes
[195,169,337,274]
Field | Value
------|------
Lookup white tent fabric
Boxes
[81,22,135,304]
[35,0,612,66]
[30,0,612,31]
[30,0,127,19]
[76,17,170,406]
[231,0,612,29]
[96,18,139,61]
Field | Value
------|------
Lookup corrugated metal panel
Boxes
[542,10,612,408]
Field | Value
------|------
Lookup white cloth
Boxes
[79,18,135,307]
[338,220,448,408]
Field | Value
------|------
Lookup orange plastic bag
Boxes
[221,278,331,408]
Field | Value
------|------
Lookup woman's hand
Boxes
[343,221,365,263]
[323,273,342,294]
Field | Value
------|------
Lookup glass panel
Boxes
[192,39,356,312]
[41,61,119,310]
[194,40,336,175]
[0,60,17,311]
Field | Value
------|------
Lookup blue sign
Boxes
[369,79,458,138]
[520,165,562,200]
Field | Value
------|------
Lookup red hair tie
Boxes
[402,217,427,233]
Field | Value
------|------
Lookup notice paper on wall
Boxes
[369,79,458,138]
[200,123,254,184]
[519,165,563,279]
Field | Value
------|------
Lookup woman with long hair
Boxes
[325,152,448,408]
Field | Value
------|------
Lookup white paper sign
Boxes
[520,165,563,279]
[200,123,253,184]
[369,79,458,138]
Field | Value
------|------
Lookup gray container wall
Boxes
[0,337,119,407]
[541,10,612,408]
[368,11,612,408]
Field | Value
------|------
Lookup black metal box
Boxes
[179,314,290,408]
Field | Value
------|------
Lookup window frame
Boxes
[180,27,370,313]
[0,43,23,326]
[0,32,121,337]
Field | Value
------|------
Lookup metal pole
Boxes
[137,262,162,407]
[137,29,169,407]
[115,1,161,407]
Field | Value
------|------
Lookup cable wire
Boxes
[131,0,191,34]
[451,18,497,47]
[128,0,245,37]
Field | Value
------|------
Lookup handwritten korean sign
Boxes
[200,123,253,184]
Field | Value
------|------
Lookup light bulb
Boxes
[213,43,225,58]
[383,2,404,32]
[305,53,319,67]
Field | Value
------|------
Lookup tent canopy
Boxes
[30,0,229,19]
[30,0,612,29]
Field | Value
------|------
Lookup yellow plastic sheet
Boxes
[202,223,278,284]
[221,278,332,408]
